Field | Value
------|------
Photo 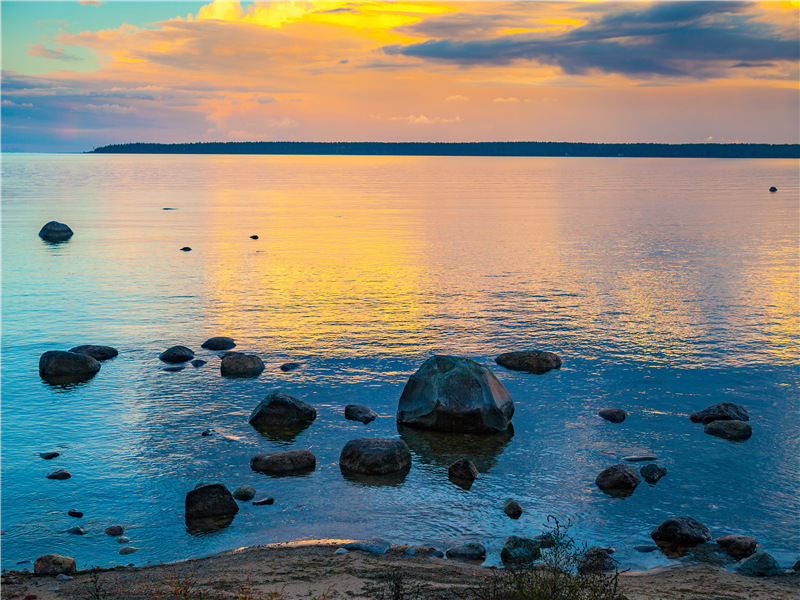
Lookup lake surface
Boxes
[1,154,798,572]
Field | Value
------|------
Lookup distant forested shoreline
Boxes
[89,141,799,159]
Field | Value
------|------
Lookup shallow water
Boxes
[1,153,798,571]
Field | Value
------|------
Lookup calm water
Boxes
[1,154,798,572]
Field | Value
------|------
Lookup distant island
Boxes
[89,141,799,159]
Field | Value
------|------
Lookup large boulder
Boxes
[250,449,316,475]
[221,353,264,378]
[201,336,236,351]
[501,536,541,565]
[39,350,100,384]
[595,464,641,495]
[397,355,513,433]
[69,345,118,361]
[650,517,711,548]
[345,404,378,424]
[716,535,757,560]
[184,483,239,521]
[38,221,74,242]
[577,547,616,574]
[704,420,752,441]
[689,402,749,424]
[495,351,561,374]
[34,554,76,576]
[735,551,783,577]
[339,438,412,476]
[159,346,194,363]
[249,391,316,428]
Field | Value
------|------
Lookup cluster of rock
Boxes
[690,402,752,441]
[38,345,117,384]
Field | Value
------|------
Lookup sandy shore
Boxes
[3,543,799,600]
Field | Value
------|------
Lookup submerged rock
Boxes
[38,221,74,242]
[191,359,207,368]
[249,390,317,428]
[339,438,412,476]
[162,365,185,372]
[119,546,139,555]
[250,449,316,475]
[184,483,239,521]
[67,509,83,518]
[159,346,194,363]
[345,404,378,424]
[495,351,561,374]
[598,408,627,423]
[650,517,711,548]
[252,497,274,506]
[501,536,541,565]
[66,526,86,535]
[34,554,76,576]
[704,419,752,441]
[689,402,749,424]
[39,350,101,384]
[640,464,667,484]
[46,469,71,480]
[201,336,236,351]
[716,535,757,560]
[503,498,523,519]
[735,551,783,577]
[448,457,479,487]
[221,353,264,378]
[280,362,301,372]
[69,345,118,361]
[232,485,256,501]
[397,355,514,434]
[446,542,486,561]
[105,525,124,536]
[595,464,640,495]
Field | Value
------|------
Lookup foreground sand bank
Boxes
[3,543,798,600]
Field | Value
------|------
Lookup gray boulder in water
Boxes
[159,346,194,363]
[249,390,316,428]
[704,419,752,441]
[397,355,513,434]
[448,457,479,487]
[69,345,118,361]
[221,353,264,378]
[345,404,378,424]
[716,535,757,560]
[689,402,749,424]
[39,351,100,384]
[201,336,236,351]
[339,438,411,476]
[250,449,316,475]
[38,221,74,242]
[598,408,627,423]
[595,464,641,495]
[650,516,711,548]
[735,551,783,577]
[495,351,561,373]
[184,483,239,521]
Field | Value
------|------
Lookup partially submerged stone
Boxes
[689,402,749,424]
[232,485,256,501]
[221,353,265,378]
[38,221,74,242]
[201,336,236,351]
[716,535,757,560]
[68,345,118,361]
[640,464,667,484]
[39,350,100,384]
[501,536,541,565]
[598,408,627,423]
[46,469,71,480]
[704,419,752,441]
[184,483,239,521]
[650,516,711,548]
[34,554,76,576]
[159,345,194,363]
[339,438,411,476]
[595,464,640,495]
[448,457,479,487]
[249,391,317,428]
[503,498,523,519]
[495,351,561,374]
[250,449,316,475]
[345,404,378,424]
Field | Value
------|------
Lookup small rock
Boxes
[39,452,60,460]
[735,551,782,577]
[640,464,667,484]
[250,449,316,475]
[595,464,640,495]
[38,221,74,242]
[68,345,118,361]
[448,458,479,487]
[446,542,486,561]
[201,337,236,351]
[232,485,256,500]
[105,525,125,536]
[159,346,194,363]
[343,539,392,555]
[769,186,778,192]
[339,438,412,476]
[191,359,207,368]
[55,574,72,582]
[578,546,616,573]
[650,516,711,548]
[249,391,317,428]
[34,554,76,576]
[598,408,627,423]
[622,455,657,462]
[704,420,752,441]
[345,404,378,424]
[253,497,275,506]
[46,469,71,480]
[633,545,659,553]
[279,362,301,371]
[689,402,749,424]
[67,509,83,518]
[162,366,185,372]
[184,483,239,520]
[334,548,349,555]
[221,353,265,378]
[250,235,259,240]
[66,526,86,535]
[495,350,562,373]
[119,546,139,555]
[503,498,523,519]
[180,247,191,252]
[716,535,758,560]
[405,547,419,556]
[201,429,213,437]
[117,537,131,544]
[501,536,541,565]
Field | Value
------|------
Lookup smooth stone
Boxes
[66,526,86,535]
[46,469,71,480]
[500,536,541,565]
[221,353,265,378]
[68,345,118,361]
[105,525,124,536]
[769,186,778,192]
[34,554,76,576]
[119,546,139,555]
[598,408,627,423]
[345,404,378,424]
[689,402,749,424]
[159,346,194,363]
[232,485,256,501]
[735,551,783,577]
[339,438,412,476]
[117,536,131,544]
[503,498,523,519]
[162,366,185,372]
[250,235,259,239]
[446,542,486,561]
[577,546,616,574]
[250,449,316,475]
[184,483,239,520]
[716,535,758,560]
[623,455,657,462]
[704,419,752,441]
[397,355,514,434]
[180,247,191,251]
[640,464,667,484]
[38,221,74,242]
[40,452,60,460]
[39,350,100,384]
[201,336,236,351]
[191,359,207,368]
[279,362,301,371]
[55,574,73,581]
[650,516,712,548]
[595,464,641,495]
[495,350,562,373]
[448,458,479,487]
[253,497,275,506]
[201,429,213,436]
[342,539,393,555]
[633,545,659,553]
[249,391,317,428]
[334,548,350,555]
[67,509,83,518]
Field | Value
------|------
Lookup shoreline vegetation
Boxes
[88,141,800,159]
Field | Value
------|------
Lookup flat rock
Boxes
[397,355,514,433]
[201,336,236,351]
[46,469,71,480]
[495,350,561,374]
[232,485,256,501]
[598,408,627,423]
[34,554,76,576]
[39,351,100,384]
[159,345,194,363]
[623,455,657,462]
[500,536,540,564]
[250,449,316,475]
[162,365,185,372]
[446,542,486,561]
[38,221,74,242]
[253,497,275,506]
[640,464,667,484]
[342,539,392,555]
[105,525,124,536]
[650,516,712,548]
[339,438,411,476]
[578,546,616,573]
[735,551,783,577]
[704,419,752,441]
[716,535,758,560]
[280,362,301,371]
[345,404,378,424]
[40,452,60,460]
[503,498,523,519]
[448,458,479,487]
[184,483,239,520]
[68,345,118,361]
[595,464,640,495]
[689,402,749,424]
[249,391,317,428]
[221,353,265,378]
[119,546,139,555]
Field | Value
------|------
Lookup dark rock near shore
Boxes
[40,452,60,460]
[704,419,752,441]
[446,542,486,561]
[249,390,317,429]
[250,449,316,475]
[69,345,118,361]
[201,336,236,351]
[716,535,758,560]
[501,536,541,565]
[689,402,749,424]
[397,355,514,434]
[651,516,711,548]
[735,551,783,577]
[280,362,301,371]
[232,485,256,501]
[503,498,523,519]
[191,359,207,368]
[448,457,479,487]
[159,346,194,363]
[769,186,778,192]
[339,438,412,476]
[343,539,393,555]
[38,221,74,242]
[495,350,562,373]
[184,483,239,521]
[34,554,76,577]
[598,408,627,423]
[46,469,71,480]
[66,526,86,535]
[39,350,101,384]
[345,404,378,424]
[252,497,275,506]
[640,464,667,484]
[105,525,124,536]
[67,509,83,518]
[578,546,616,574]
[595,464,640,495]
[221,353,264,378]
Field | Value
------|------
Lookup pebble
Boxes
[39,452,60,460]
[253,497,275,506]
[119,546,139,555]
[67,509,83,518]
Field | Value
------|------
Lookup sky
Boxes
[1,0,798,152]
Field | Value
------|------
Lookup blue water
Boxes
[1,154,798,572]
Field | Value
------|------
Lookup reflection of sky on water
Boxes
[1,154,797,571]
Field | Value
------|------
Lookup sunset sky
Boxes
[1,0,798,152]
